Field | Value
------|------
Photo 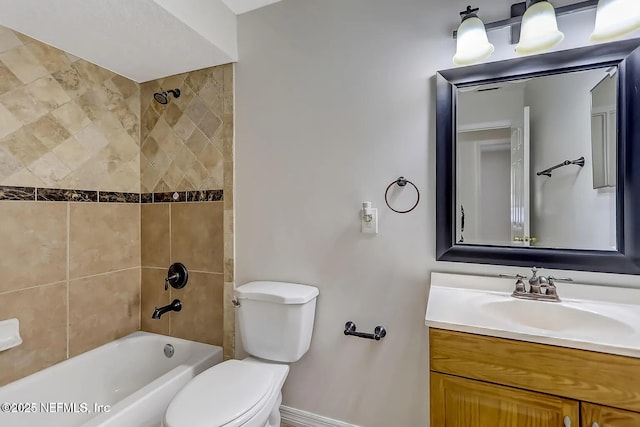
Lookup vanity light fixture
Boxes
[591,0,640,42]
[453,6,495,65]
[515,1,564,54]
[452,0,640,64]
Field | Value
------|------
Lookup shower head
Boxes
[153,89,181,105]
[154,92,168,104]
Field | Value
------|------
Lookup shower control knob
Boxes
[165,263,189,290]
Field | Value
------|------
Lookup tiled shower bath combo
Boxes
[0,23,236,394]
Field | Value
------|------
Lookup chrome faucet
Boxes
[528,266,548,294]
[152,299,182,319]
[500,267,572,302]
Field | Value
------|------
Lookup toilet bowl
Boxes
[163,358,288,427]
[162,281,318,427]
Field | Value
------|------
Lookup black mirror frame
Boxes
[436,38,640,275]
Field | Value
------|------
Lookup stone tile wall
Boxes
[140,65,232,193]
[0,201,141,385]
[140,65,235,360]
[140,202,225,346]
[0,23,235,384]
[0,24,143,386]
[0,25,140,192]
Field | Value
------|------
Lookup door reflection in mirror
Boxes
[591,70,617,189]
[455,67,617,251]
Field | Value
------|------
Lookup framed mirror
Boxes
[436,39,640,274]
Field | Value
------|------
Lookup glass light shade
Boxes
[591,0,640,42]
[453,16,495,65]
[515,1,564,55]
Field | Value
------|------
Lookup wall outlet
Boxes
[361,207,378,234]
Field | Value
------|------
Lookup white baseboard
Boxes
[280,405,360,427]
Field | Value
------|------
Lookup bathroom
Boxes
[1,0,640,426]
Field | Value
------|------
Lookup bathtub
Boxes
[0,331,222,427]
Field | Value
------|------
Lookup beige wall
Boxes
[0,25,140,192]
[140,65,232,193]
[140,203,224,346]
[0,25,234,384]
[0,25,143,386]
[139,64,235,360]
[0,201,140,385]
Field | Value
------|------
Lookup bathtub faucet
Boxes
[152,299,182,319]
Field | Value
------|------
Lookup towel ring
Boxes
[384,177,420,214]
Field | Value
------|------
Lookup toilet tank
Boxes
[236,281,319,363]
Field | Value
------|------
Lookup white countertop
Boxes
[425,272,640,358]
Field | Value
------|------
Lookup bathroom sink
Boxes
[481,299,634,334]
[426,272,640,358]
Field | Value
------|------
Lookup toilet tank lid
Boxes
[236,281,319,304]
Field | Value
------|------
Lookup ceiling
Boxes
[0,0,282,82]
[221,0,282,15]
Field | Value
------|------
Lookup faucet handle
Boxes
[498,273,527,279]
[545,276,572,293]
[543,277,569,301]
[548,276,573,282]
[499,273,527,294]
[514,277,526,293]
[165,263,189,291]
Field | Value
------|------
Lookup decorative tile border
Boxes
[153,192,187,203]
[98,192,140,203]
[0,186,36,201]
[0,186,223,204]
[188,190,223,202]
[141,190,223,203]
[140,193,153,204]
[37,189,98,202]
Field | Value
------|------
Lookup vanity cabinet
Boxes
[429,329,640,427]
[431,372,578,426]
[581,403,640,427]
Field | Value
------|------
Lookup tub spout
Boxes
[152,299,182,319]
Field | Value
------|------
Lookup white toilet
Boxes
[163,281,319,427]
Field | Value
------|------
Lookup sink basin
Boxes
[482,299,634,334]
[426,272,640,358]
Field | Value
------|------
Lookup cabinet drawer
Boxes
[429,328,640,412]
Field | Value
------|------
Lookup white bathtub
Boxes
[0,331,222,427]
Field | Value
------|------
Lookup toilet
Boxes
[163,281,319,427]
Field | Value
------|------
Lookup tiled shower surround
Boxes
[0,26,140,192]
[0,200,141,385]
[0,25,235,385]
[140,66,232,193]
[140,202,224,345]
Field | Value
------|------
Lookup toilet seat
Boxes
[163,360,275,427]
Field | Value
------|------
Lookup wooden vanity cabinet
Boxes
[581,403,640,427]
[429,329,640,427]
[431,372,578,427]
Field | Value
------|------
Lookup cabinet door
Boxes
[582,402,640,427]
[431,372,579,427]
